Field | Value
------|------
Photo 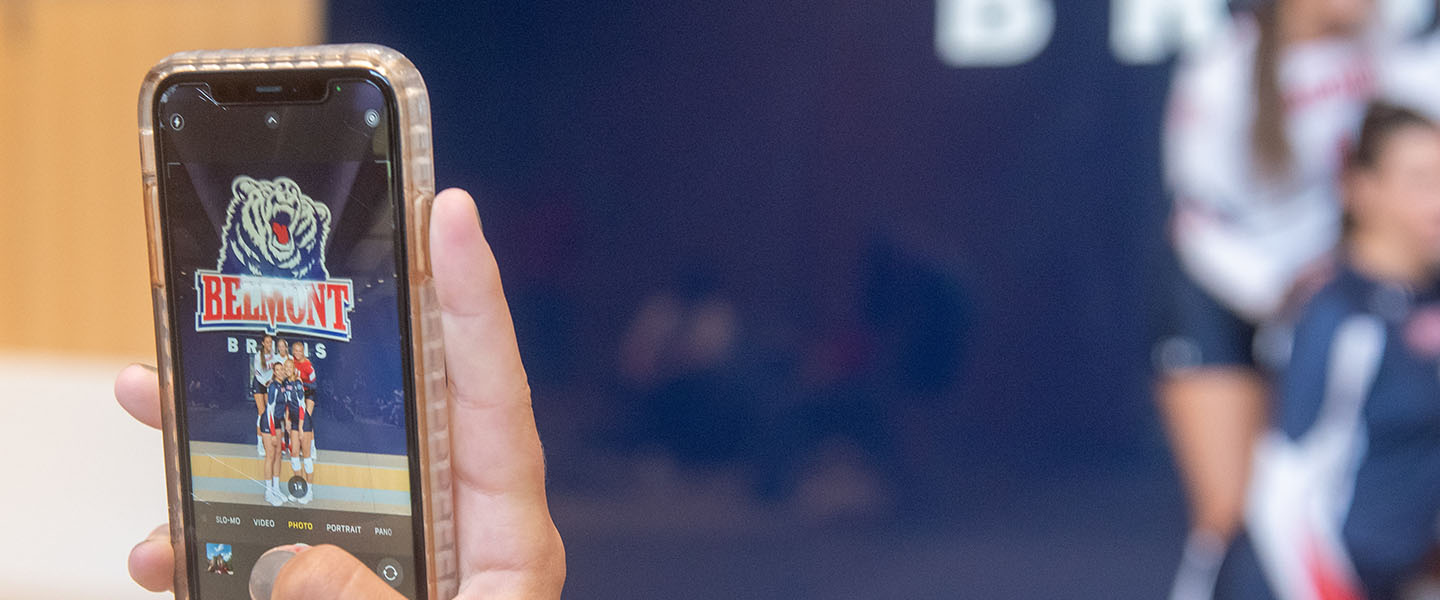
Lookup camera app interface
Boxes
[157,78,420,598]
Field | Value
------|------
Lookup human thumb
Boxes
[251,544,404,600]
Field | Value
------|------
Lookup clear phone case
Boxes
[138,44,456,599]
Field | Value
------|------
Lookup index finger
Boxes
[428,189,562,589]
[431,189,542,493]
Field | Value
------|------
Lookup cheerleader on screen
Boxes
[289,341,318,504]
[252,334,275,457]
[273,337,292,455]
[262,361,287,506]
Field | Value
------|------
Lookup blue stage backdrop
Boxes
[331,1,1207,598]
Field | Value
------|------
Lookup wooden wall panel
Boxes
[0,0,324,360]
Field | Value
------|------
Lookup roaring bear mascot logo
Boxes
[217,176,333,280]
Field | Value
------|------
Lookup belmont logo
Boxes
[194,175,355,341]
[196,274,353,340]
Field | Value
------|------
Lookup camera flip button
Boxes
[376,558,404,588]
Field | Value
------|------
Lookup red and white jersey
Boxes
[293,358,315,384]
[1164,18,1440,323]
[252,351,274,386]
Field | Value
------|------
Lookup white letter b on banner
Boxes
[936,0,1055,67]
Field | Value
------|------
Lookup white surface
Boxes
[0,354,169,598]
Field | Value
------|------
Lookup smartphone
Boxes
[138,45,455,599]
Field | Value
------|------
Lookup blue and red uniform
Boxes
[261,379,284,435]
[1216,265,1440,600]
[284,379,310,433]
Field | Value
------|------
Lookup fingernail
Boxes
[131,537,162,554]
[129,537,164,563]
[248,548,298,600]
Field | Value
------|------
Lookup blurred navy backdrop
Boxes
[333,1,1182,597]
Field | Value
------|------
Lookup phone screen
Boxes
[154,72,424,599]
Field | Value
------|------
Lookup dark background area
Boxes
[331,1,1184,597]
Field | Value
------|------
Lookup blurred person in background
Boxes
[756,239,971,517]
[1214,102,1440,600]
[1158,1,1440,597]
[617,258,753,467]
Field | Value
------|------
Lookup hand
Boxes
[117,188,566,599]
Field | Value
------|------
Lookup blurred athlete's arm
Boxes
[1165,50,1296,323]
[1271,304,1354,442]
[1246,306,1381,599]
[1171,213,1302,323]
